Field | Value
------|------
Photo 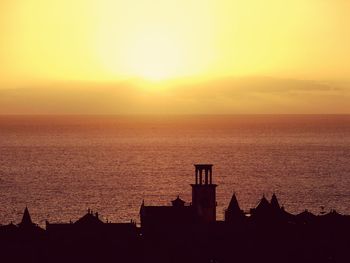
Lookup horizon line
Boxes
[1,113,350,116]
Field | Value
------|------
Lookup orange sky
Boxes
[0,1,349,114]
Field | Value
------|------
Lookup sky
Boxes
[0,0,350,114]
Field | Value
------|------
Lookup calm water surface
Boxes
[0,115,350,225]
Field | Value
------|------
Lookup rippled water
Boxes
[1,115,350,225]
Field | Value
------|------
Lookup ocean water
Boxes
[0,115,350,226]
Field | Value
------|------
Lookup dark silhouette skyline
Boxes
[1,164,350,263]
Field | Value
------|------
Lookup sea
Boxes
[1,115,350,226]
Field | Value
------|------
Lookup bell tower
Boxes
[191,164,217,223]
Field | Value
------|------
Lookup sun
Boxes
[97,27,186,81]
[123,32,184,81]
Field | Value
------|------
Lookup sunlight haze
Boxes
[0,0,349,113]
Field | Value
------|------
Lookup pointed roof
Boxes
[256,195,270,211]
[140,199,145,213]
[75,210,103,226]
[171,196,185,207]
[20,207,33,226]
[227,193,241,213]
[296,209,316,224]
[270,193,280,210]
[297,209,316,218]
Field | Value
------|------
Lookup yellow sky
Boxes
[0,0,350,113]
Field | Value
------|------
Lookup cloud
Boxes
[0,77,349,114]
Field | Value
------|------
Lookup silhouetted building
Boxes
[2,164,350,263]
[140,197,196,231]
[140,164,217,230]
[18,207,44,233]
[46,209,139,263]
[0,222,18,240]
[46,209,137,239]
[191,164,217,223]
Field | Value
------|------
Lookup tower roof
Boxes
[20,207,33,226]
[227,193,241,213]
[256,195,270,211]
[171,196,185,207]
[270,193,280,210]
[296,209,316,223]
[75,210,103,226]
[194,164,213,169]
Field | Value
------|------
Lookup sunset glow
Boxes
[2,2,350,262]
[0,1,350,113]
